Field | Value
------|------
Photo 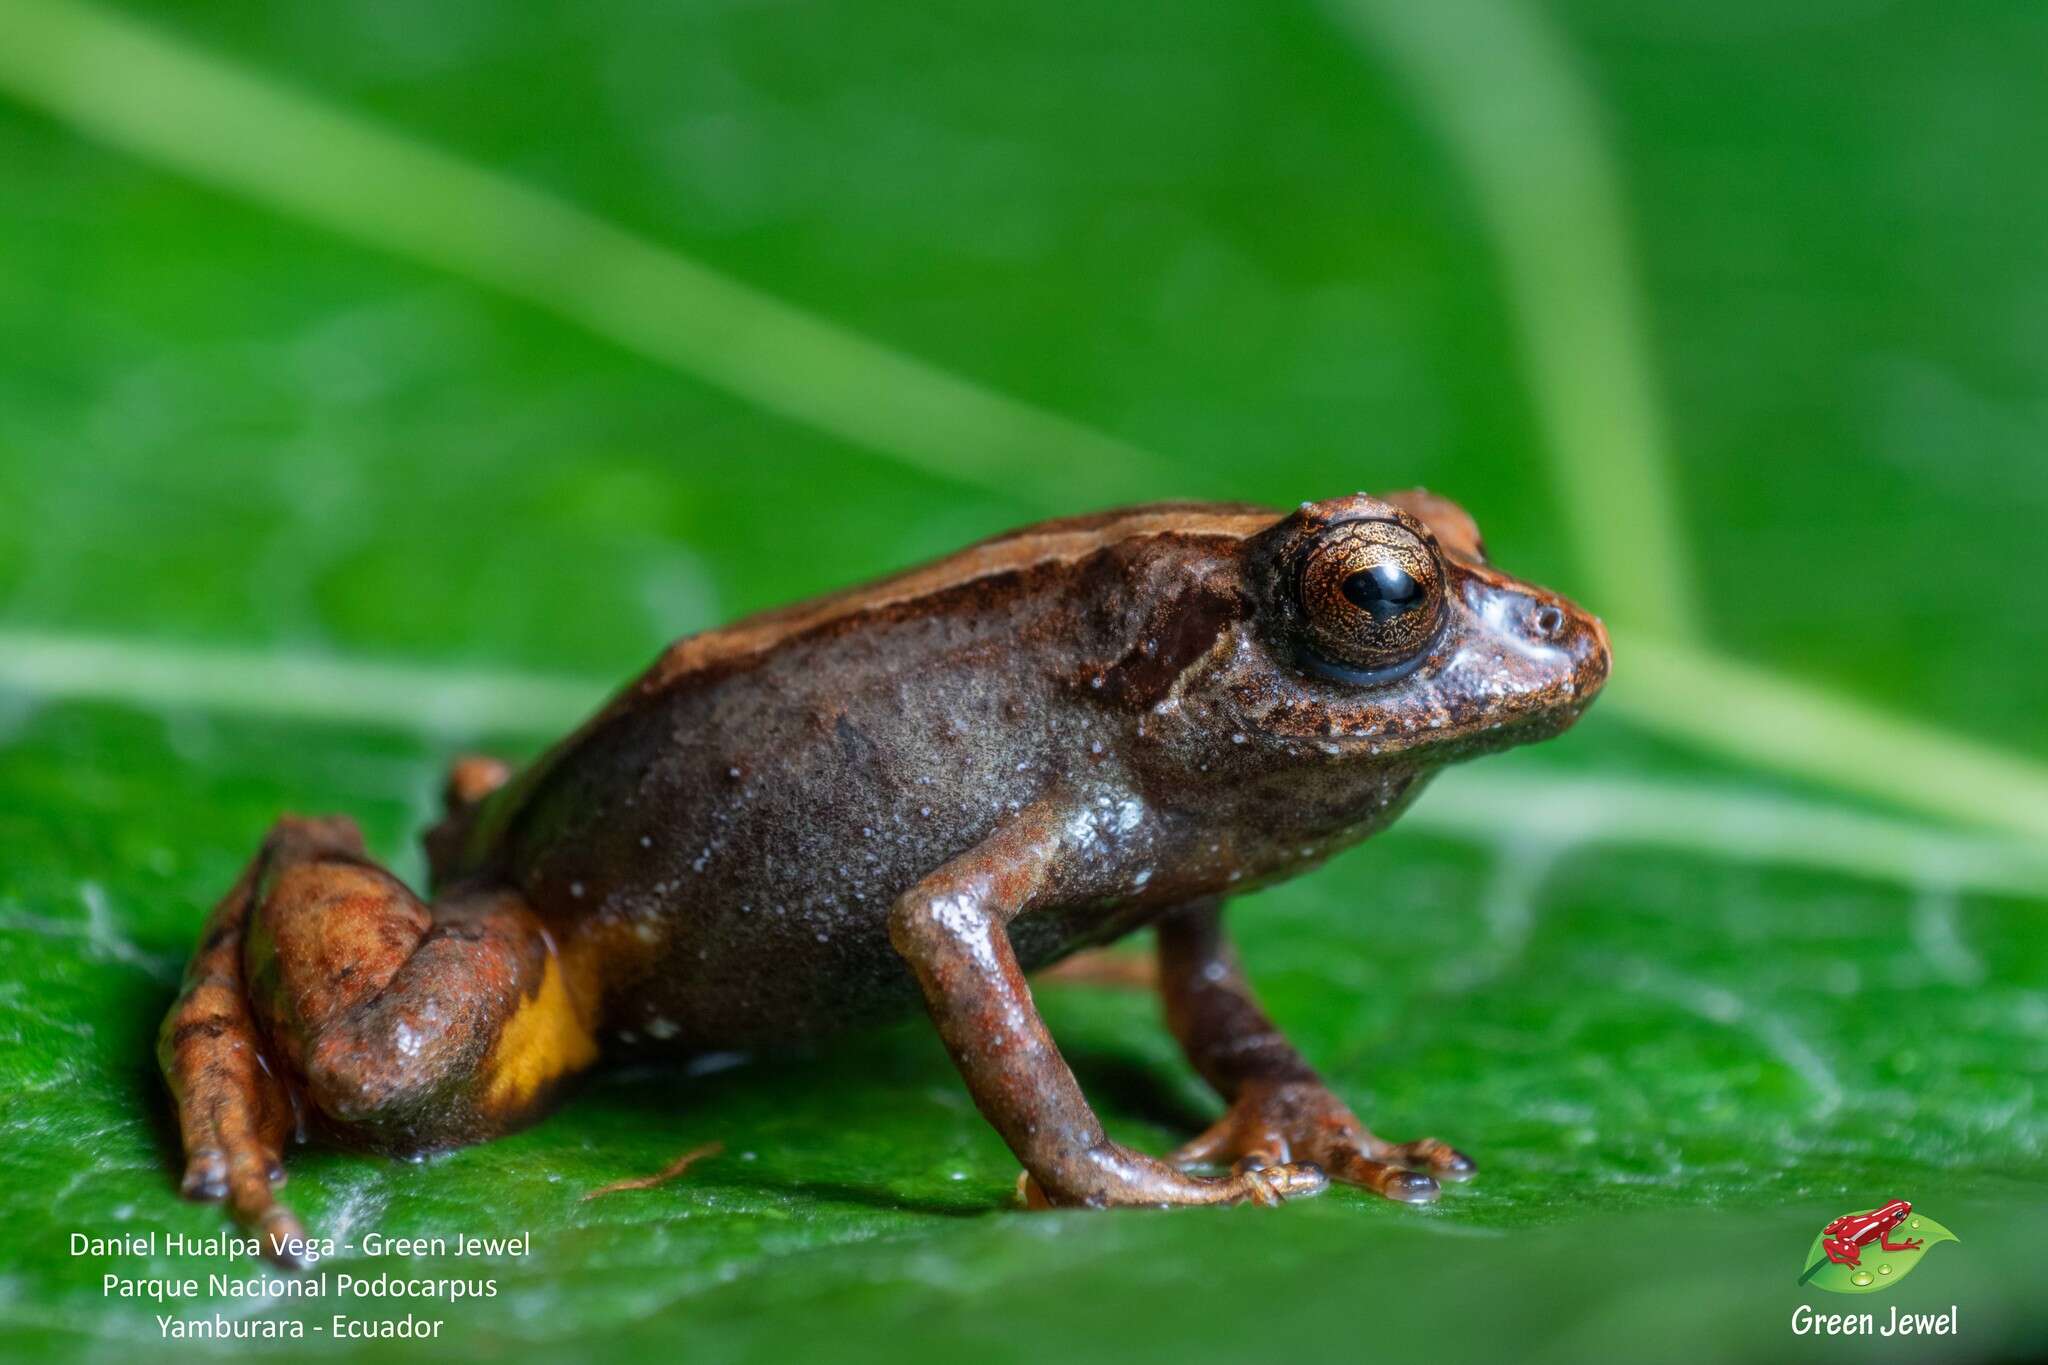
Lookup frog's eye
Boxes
[1296,520,1445,681]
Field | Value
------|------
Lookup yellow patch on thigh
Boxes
[481,953,598,1112]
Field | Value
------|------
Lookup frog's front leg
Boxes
[889,805,1325,1209]
[1156,899,1474,1203]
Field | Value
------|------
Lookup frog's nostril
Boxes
[1531,604,1566,640]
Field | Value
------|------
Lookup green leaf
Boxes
[0,0,2045,1361]
[1799,1215,1961,1295]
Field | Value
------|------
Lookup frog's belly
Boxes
[621,894,922,1048]
[527,820,991,1047]
[573,887,1143,1052]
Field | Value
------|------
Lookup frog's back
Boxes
[603,499,1276,708]
[433,501,1275,880]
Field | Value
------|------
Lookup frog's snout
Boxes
[1466,569,1612,724]
[1565,607,1612,706]
[1500,592,1609,744]
[1535,593,1611,713]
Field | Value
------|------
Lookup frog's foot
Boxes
[1170,1081,1474,1204]
[158,855,305,1262]
[1016,1140,1326,1210]
[442,754,512,809]
[422,754,511,885]
[160,814,598,1258]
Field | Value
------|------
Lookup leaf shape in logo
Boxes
[1798,1215,1960,1294]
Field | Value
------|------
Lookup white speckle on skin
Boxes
[647,1017,679,1040]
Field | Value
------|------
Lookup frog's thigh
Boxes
[162,815,600,1247]
[244,848,599,1148]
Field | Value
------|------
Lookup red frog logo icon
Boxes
[1818,1199,1922,1269]
[1797,1198,1957,1293]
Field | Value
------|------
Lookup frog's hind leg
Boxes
[159,815,598,1256]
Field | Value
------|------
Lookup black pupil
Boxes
[1341,563,1423,621]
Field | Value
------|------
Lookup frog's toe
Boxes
[1016,1170,1052,1210]
[1379,1169,1440,1204]
[1016,1149,1324,1210]
[1379,1136,1477,1182]
[1233,1160,1328,1206]
[1437,1148,1477,1181]
[1324,1148,1442,1203]
[166,1055,309,1266]
[442,753,512,809]
[1168,1112,1287,1172]
[179,1147,228,1202]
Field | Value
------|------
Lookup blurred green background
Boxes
[1,0,2044,1360]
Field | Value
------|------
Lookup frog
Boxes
[1819,1200,1923,1268]
[159,489,1609,1256]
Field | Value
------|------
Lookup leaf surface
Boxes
[0,0,2043,1361]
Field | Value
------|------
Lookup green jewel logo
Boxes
[1797,1199,1958,1294]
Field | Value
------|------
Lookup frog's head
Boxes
[1190,490,1610,771]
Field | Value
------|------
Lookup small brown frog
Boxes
[160,490,1608,1251]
